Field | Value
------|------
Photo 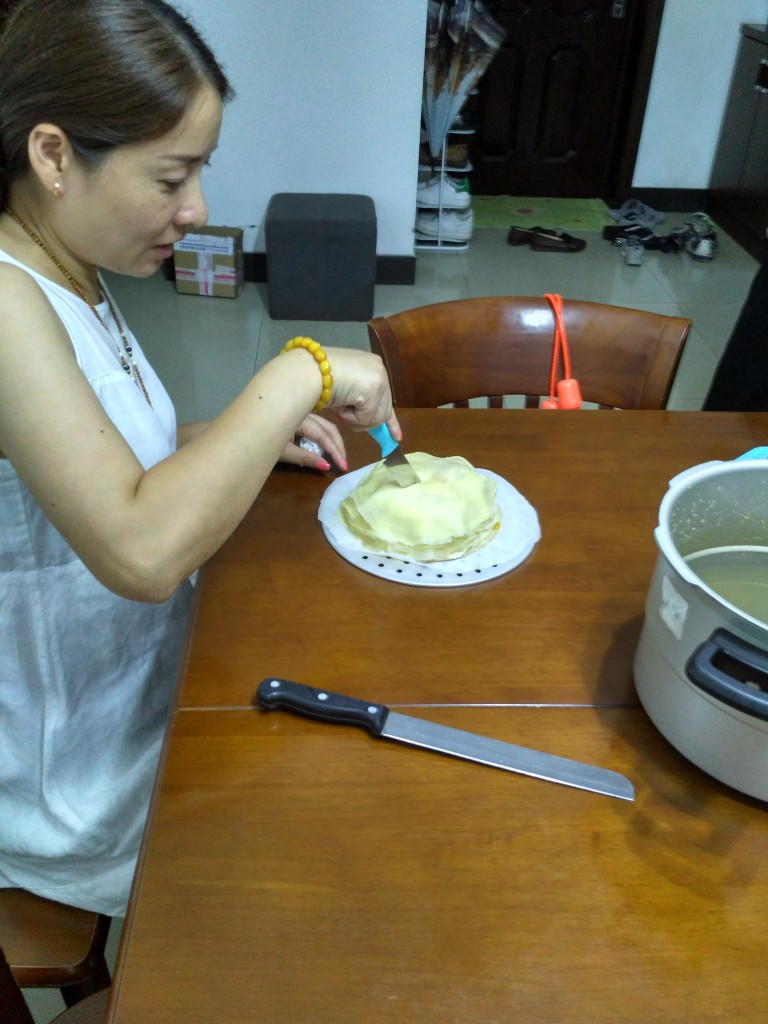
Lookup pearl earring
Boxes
[53,180,63,197]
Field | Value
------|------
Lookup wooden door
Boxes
[710,30,768,262]
[469,0,662,198]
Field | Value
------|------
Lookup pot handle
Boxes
[686,629,768,722]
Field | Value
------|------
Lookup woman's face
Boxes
[64,84,223,278]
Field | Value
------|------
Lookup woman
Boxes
[0,0,399,916]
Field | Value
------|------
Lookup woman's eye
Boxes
[162,179,186,192]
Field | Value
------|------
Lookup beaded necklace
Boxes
[5,208,152,407]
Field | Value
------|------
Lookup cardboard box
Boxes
[173,226,244,298]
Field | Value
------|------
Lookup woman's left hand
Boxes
[279,413,348,472]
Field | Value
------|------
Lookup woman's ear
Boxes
[27,123,72,196]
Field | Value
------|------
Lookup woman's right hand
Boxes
[324,346,401,438]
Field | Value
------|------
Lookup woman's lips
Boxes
[154,244,175,260]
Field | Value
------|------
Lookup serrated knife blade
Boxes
[256,679,635,802]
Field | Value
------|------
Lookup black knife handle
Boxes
[256,678,390,736]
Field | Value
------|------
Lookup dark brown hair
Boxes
[0,0,234,207]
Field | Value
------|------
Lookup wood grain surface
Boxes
[106,410,768,1024]
[110,706,768,1024]
[179,410,768,708]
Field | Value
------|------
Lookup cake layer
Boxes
[340,452,502,561]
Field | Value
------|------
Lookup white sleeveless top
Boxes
[0,250,195,915]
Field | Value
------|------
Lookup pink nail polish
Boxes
[316,458,332,472]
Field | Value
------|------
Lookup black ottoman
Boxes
[265,193,377,321]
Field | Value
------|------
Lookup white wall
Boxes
[176,0,427,256]
[634,0,768,188]
[177,0,768,251]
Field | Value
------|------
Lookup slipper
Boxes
[506,225,546,246]
[529,228,586,252]
[608,199,665,225]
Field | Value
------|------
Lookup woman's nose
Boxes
[175,185,208,227]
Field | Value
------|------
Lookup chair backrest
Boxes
[0,888,111,1007]
[367,296,691,410]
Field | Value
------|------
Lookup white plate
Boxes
[318,463,541,588]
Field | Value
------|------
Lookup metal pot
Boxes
[633,459,768,801]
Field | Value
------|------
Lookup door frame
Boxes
[607,0,667,202]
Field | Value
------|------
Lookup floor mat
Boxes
[472,196,614,231]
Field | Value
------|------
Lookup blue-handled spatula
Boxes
[367,423,420,487]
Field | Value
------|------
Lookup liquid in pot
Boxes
[685,546,768,625]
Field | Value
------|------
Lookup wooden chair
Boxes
[0,889,111,1009]
[0,946,109,1024]
[367,296,691,410]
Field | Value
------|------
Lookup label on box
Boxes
[173,225,243,298]
[175,233,235,255]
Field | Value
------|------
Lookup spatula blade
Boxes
[368,423,420,487]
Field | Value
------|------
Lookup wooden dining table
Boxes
[107,410,768,1024]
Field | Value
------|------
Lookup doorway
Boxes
[468,0,666,202]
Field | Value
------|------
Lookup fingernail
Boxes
[316,458,332,472]
[339,457,349,471]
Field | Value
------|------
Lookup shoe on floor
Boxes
[529,228,586,252]
[507,225,586,252]
[416,174,471,209]
[659,224,692,253]
[685,232,718,261]
[415,208,474,241]
[623,236,645,266]
[659,212,717,256]
[602,223,660,249]
[507,224,548,245]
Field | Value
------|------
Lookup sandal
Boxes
[688,212,715,236]
[659,213,717,257]
[659,224,693,253]
[602,224,660,249]
[685,232,718,261]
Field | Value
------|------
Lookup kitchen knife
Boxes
[256,678,635,802]
[367,422,420,488]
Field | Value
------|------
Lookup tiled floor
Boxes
[22,216,758,1023]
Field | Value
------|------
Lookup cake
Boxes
[339,452,502,562]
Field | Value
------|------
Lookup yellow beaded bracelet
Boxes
[281,336,334,413]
